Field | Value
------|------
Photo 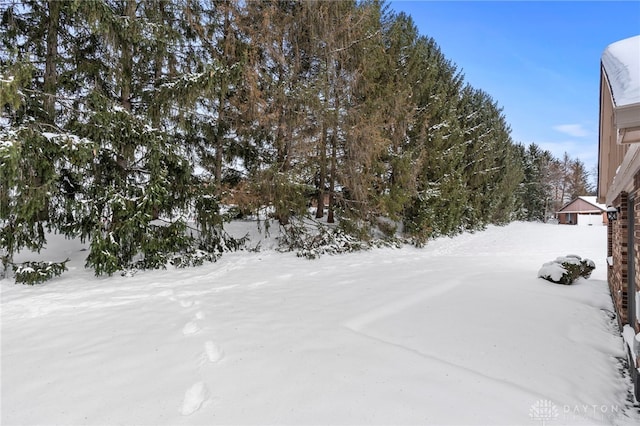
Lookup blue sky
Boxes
[388,0,640,172]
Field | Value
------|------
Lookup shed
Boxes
[556,196,606,225]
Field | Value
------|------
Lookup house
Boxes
[597,34,640,402]
[556,196,607,225]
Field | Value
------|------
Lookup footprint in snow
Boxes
[182,321,201,335]
[180,300,194,308]
[156,289,174,298]
[180,381,209,416]
[277,273,293,280]
[204,340,224,363]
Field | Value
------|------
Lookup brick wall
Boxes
[610,193,629,327]
[609,176,640,380]
[634,172,640,334]
[632,173,640,400]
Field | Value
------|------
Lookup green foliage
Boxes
[538,255,596,285]
[13,259,69,285]
[75,103,248,276]
[255,168,313,226]
[0,0,597,275]
[0,62,33,111]
[277,217,406,259]
[277,220,366,259]
[403,191,437,245]
[0,124,95,275]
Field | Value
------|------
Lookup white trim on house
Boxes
[606,144,640,206]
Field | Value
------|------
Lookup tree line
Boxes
[0,0,593,276]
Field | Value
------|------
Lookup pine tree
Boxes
[325,0,394,232]
[241,0,316,226]
[2,0,553,275]
[520,144,554,221]
[77,0,245,274]
[456,87,523,229]
[366,10,420,227]
[0,0,90,276]
[2,0,244,278]
[567,158,593,199]
[403,35,466,238]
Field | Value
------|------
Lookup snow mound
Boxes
[538,261,568,282]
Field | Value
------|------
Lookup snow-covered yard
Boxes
[2,222,639,425]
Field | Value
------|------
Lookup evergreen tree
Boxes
[519,144,554,221]
[2,0,564,277]
[404,35,466,239]
[457,86,523,228]
[1,0,89,274]
[241,0,316,226]
[1,0,244,277]
[567,158,593,199]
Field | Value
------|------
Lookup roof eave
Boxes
[615,102,640,144]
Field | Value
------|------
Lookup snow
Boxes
[622,325,639,368]
[579,196,607,211]
[2,222,639,425]
[602,35,640,107]
[538,255,594,283]
[538,260,568,282]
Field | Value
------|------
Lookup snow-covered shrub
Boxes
[537,254,595,285]
[374,217,399,239]
[578,257,596,279]
[13,259,69,285]
[277,219,404,259]
[277,220,365,259]
[169,249,218,268]
[130,223,246,272]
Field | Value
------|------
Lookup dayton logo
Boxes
[529,399,559,425]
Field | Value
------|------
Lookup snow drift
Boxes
[2,221,639,425]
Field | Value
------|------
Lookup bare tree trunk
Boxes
[149,0,167,128]
[44,0,60,123]
[38,0,61,221]
[115,0,137,186]
[214,5,233,191]
[316,121,327,218]
[120,0,136,113]
[327,133,337,224]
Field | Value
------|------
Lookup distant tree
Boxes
[519,144,554,221]
[547,153,569,212]
[516,145,594,221]
[567,158,593,199]
[457,86,523,229]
